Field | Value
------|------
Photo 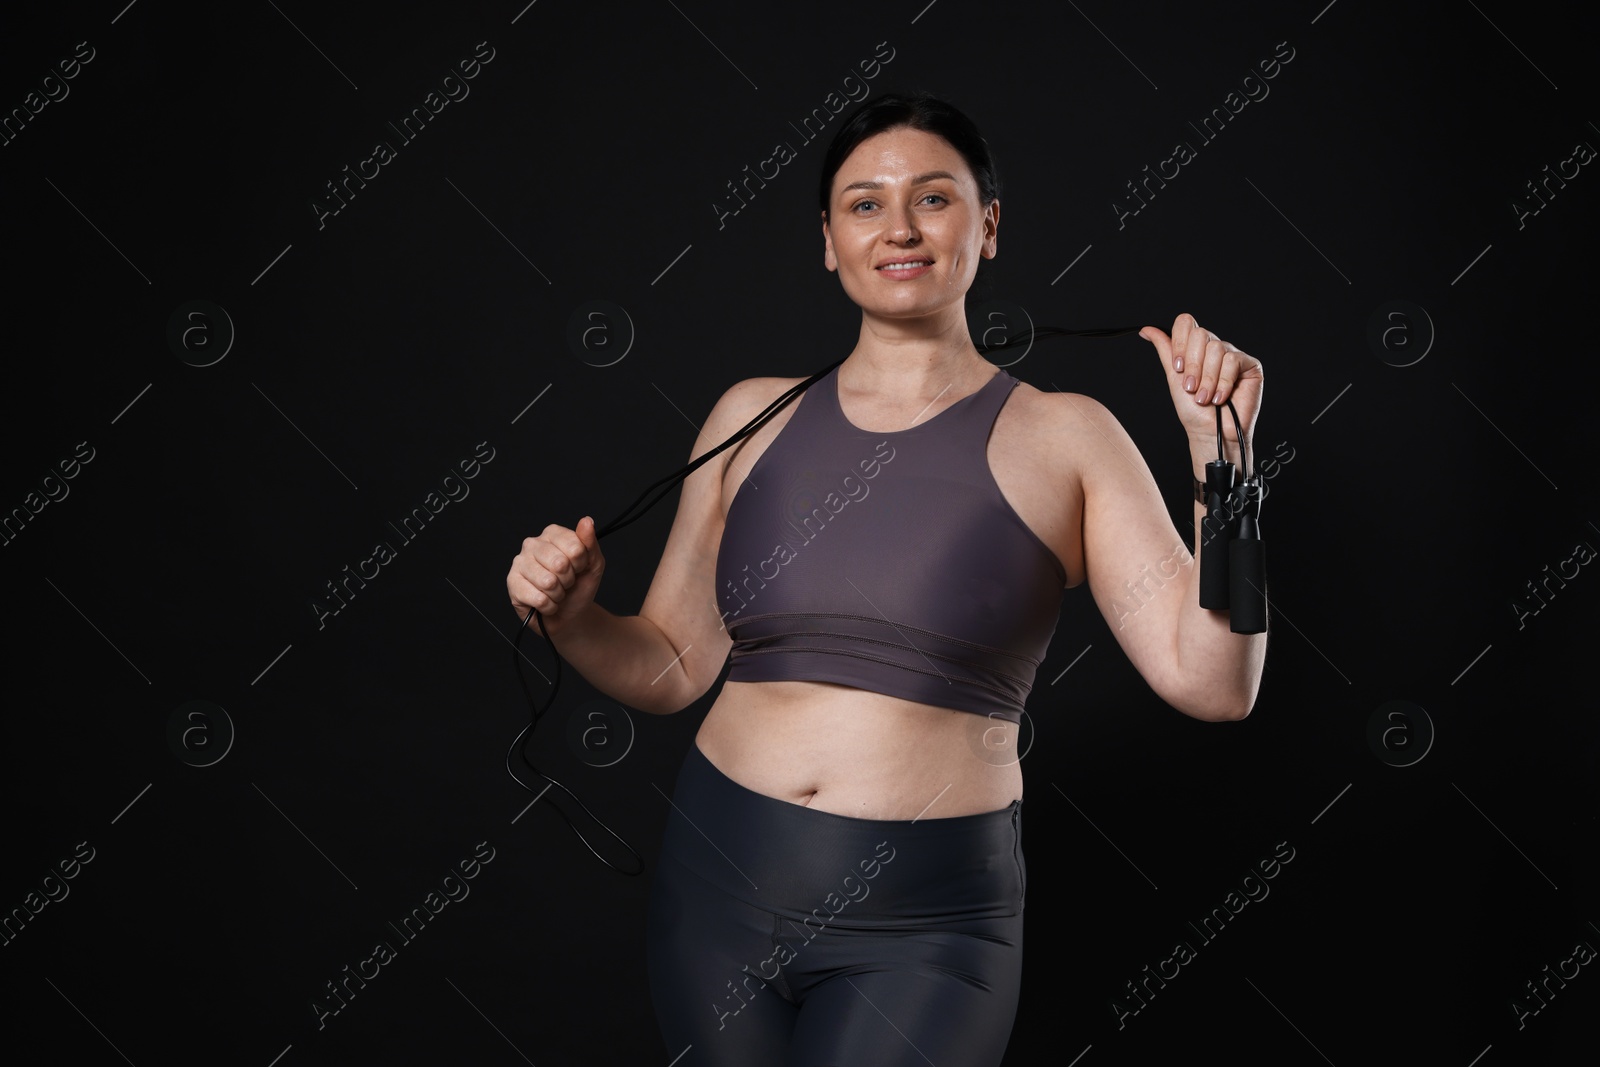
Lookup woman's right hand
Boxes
[507,516,605,636]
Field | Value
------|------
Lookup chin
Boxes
[873,294,965,319]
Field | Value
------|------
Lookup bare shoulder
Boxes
[703,374,813,468]
[1012,378,1119,430]
[710,375,811,427]
[999,379,1128,474]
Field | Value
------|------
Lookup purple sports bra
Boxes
[713,363,1068,723]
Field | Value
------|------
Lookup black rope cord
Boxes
[1216,390,1252,479]
[506,324,1168,875]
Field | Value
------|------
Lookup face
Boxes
[822,126,999,322]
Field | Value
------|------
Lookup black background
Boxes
[1,1,1596,1064]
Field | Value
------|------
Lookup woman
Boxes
[506,93,1266,1066]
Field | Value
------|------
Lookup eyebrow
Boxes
[838,170,959,194]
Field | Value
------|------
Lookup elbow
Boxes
[1183,703,1249,723]
[1165,662,1261,721]
[637,679,692,716]
[1173,688,1256,722]
[1210,685,1259,721]
[644,666,716,716]
[1214,698,1254,722]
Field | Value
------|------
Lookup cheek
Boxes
[836,266,873,300]
[835,237,877,281]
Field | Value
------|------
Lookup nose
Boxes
[884,201,919,243]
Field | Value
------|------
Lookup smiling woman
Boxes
[506,90,1270,1065]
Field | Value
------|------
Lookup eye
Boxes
[850,199,879,214]
[920,193,948,205]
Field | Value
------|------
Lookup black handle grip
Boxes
[1228,531,1266,634]
[1227,481,1266,634]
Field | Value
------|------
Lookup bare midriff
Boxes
[693,679,1024,821]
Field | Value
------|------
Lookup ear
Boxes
[821,211,838,272]
[980,199,1000,260]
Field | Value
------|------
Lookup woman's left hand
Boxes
[1139,313,1264,448]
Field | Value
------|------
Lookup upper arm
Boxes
[1062,393,1195,709]
[636,376,795,711]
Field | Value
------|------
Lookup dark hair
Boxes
[818,92,1001,217]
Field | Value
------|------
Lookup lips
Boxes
[876,258,933,272]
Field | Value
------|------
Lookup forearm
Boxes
[1170,439,1268,719]
[533,604,691,715]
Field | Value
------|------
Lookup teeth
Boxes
[880,261,931,270]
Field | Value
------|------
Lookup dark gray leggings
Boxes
[646,741,1026,1067]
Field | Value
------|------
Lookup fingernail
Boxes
[1184,375,1195,392]
[1175,356,1184,373]
[1196,387,1209,404]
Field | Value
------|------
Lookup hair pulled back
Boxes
[817,92,1000,217]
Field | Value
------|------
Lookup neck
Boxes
[841,305,992,401]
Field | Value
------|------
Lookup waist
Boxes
[661,737,1025,924]
[698,680,1025,820]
